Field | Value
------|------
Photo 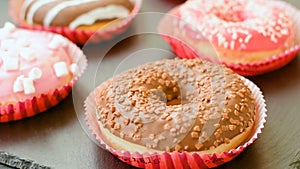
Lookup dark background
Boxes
[1,0,300,168]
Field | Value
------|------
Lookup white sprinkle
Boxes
[211,29,218,35]
[28,67,42,80]
[240,43,247,50]
[23,78,36,94]
[232,33,237,40]
[230,41,235,50]
[223,42,229,48]
[277,19,283,26]
[196,35,202,39]
[270,35,278,43]
[281,29,288,35]
[270,21,276,26]
[53,61,69,77]
[20,47,36,61]
[217,33,226,46]
[261,30,267,37]
[13,75,25,93]
[279,13,284,18]
[244,34,252,43]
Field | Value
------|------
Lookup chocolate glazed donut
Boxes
[95,58,256,153]
[20,0,134,29]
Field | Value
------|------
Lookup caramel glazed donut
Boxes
[20,0,134,30]
[95,59,256,154]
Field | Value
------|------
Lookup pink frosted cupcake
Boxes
[0,22,87,122]
[158,0,300,76]
[85,58,267,168]
[9,0,142,45]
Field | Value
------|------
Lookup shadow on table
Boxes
[0,94,76,147]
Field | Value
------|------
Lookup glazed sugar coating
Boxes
[20,0,134,29]
[179,0,293,51]
[95,58,256,152]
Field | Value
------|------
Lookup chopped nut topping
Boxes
[114,123,121,130]
[164,123,171,130]
[96,58,256,152]
[191,132,199,139]
[195,143,203,150]
[175,145,182,151]
[193,125,201,132]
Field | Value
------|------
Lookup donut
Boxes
[94,58,256,153]
[0,22,86,122]
[176,0,295,64]
[19,0,134,30]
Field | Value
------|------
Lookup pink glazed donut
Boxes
[0,22,86,122]
[178,0,295,64]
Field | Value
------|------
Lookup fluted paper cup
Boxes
[0,31,87,123]
[158,1,300,76]
[9,0,142,45]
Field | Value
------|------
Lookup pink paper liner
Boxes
[162,35,300,76]
[158,1,300,76]
[0,32,88,123]
[85,76,267,168]
[9,0,142,45]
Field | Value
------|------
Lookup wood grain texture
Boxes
[0,0,300,169]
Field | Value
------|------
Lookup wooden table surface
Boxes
[1,0,300,169]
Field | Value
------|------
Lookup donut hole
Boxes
[150,89,183,106]
[166,98,184,106]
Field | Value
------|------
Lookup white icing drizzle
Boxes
[26,0,55,24]
[69,5,130,29]
[43,0,98,26]
[20,0,35,19]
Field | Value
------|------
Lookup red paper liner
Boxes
[9,0,142,45]
[158,1,300,76]
[85,76,267,168]
[162,35,300,76]
[0,32,88,123]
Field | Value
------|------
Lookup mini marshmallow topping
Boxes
[17,39,31,47]
[53,61,69,77]
[13,75,25,93]
[28,67,42,80]
[48,35,68,49]
[20,47,36,61]
[3,56,19,71]
[70,63,79,75]
[22,78,36,94]
[1,39,16,51]
[3,22,16,32]
[0,22,16,39]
